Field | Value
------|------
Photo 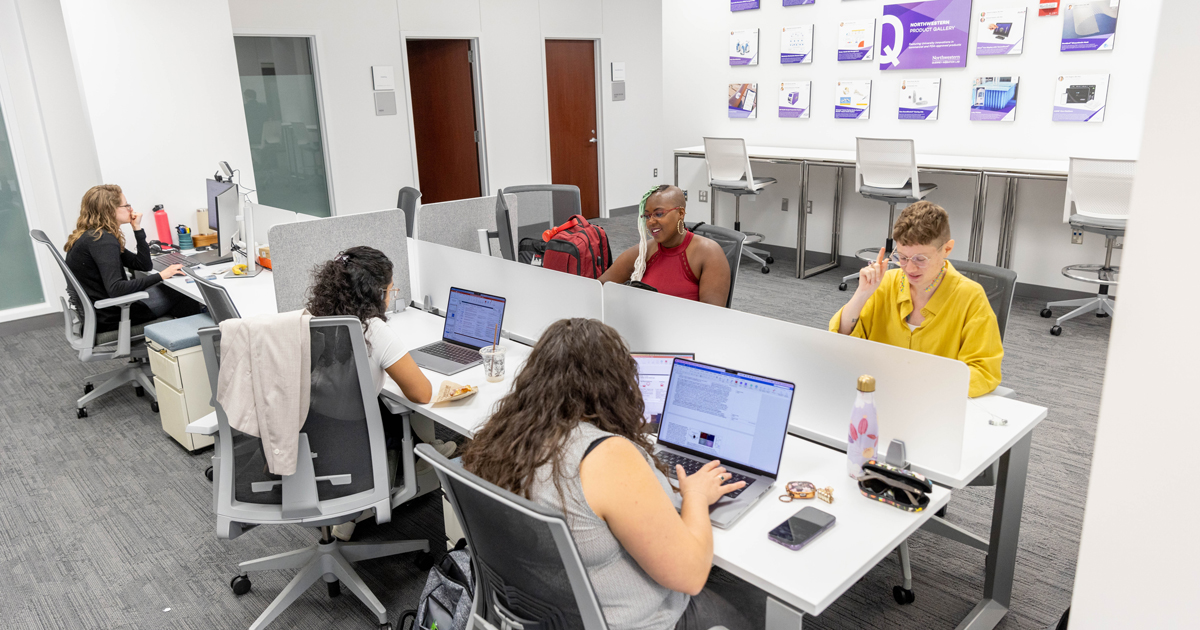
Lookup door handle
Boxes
[588,138,597,143]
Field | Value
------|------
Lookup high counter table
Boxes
[673,145,1072,277]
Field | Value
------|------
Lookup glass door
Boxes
[0,99,44,311]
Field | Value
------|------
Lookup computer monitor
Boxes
[206,179,234,233]
[206,179,240,259]
[633,353,695,425]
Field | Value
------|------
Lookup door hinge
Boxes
[474,130,480,143]
[468,50,474,64]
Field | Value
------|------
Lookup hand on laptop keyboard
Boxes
[659,453,749,504]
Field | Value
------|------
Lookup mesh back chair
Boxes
[839,138,938,291]
[29,229,160,418]
[198,317,429,630]
[687,222,746,309]
[502,184,582,243]
[1040,157,1134,336]
[397,186,422,238]
[183,267,240,323]
[702,137,776,275]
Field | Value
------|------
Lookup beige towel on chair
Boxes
[216,310,312,475]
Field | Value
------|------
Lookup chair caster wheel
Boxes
[135,386,145,397]
[1096,312,1109,318]
[1050,326,1062,336]
[935,506,947,518]
[765,255,775,265]
[205,466,214,482]
[760,266,770,274]
[328,580,340,598]
[838,283,848,291]
[151,401,159,413]
[84,382,94,394]
[1040,308,1052,318]
[77,407,88,418]
[893,585,915,605]
[379,624,393,630]
[415,551,435,572]
[230,575,251,595]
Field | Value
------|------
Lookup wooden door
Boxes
[406,39,481,203]
[545,40,600,219]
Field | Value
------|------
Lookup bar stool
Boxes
[703,137,776,274]
[838,138,937,291]
[1040,157,1134,336]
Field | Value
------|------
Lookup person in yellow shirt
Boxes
[829,201,1003,397]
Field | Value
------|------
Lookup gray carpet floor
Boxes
[0,219,1109,629]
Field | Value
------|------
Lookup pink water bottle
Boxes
[153,204,172,245]
[847,374,879,479]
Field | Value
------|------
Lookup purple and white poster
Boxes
[729,83,758,119]
[970,76,1019,122]
[783,0,815,5]
[730,29,760,66]
[837,20,875,61]
[1052,74,1109,122]
[1061,1,1119,52]
[732,0,760,11]
[976,8,1027,56]
[779,82,811,118]
[834,80,871,119]
[878,0,971,71]
[898,78,941,120]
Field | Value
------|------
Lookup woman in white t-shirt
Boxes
[306,246,455,540]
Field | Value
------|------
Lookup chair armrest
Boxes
[186,411,218,435]
[95,291,150,309]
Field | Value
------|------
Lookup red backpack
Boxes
[540,215,612,279]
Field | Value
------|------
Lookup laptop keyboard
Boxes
[152,252,199,270]
[657,451,755,499]
[419,341,482,364]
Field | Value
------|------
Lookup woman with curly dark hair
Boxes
[462,318,754,630]
[306,246,451,539]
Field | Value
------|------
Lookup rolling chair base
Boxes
[1042,261,1118,335]
[77,359,157,415]
[235,530,429,629]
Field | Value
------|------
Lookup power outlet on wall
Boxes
[698,190,708,202]
[653,168,658,177]
[807,200,813,214]
[1071,228,1084,245]
[781,198,788,212]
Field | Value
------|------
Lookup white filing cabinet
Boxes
[148,339,215,451]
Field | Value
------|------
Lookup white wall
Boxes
[663,0,1162,290]
[1069,0,1200,624]
[61,0,255,244]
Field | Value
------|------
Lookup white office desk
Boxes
[161,262,278,317]
[673,145,1078,276]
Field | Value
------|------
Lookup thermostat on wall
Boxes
[372,66,395,91]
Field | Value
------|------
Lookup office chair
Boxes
[198,317,431,630]
[1040,157,1133,336]
[839,138,937,291]
[417,444,729,630]
[397,186,422,238]
[183,267,241,323]
[30,229,161,418]
[687,222,746,309]
[502,184,582,243]
[702,137,776,274]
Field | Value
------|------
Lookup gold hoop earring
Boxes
[677,220,686,235]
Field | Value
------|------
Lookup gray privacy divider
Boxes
[414,194,518,256]
[268,208,411,313]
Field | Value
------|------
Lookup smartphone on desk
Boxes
[768,506,836,551]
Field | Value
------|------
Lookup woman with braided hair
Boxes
[598,185,731,306]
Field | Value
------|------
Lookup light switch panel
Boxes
[372,66,395,91]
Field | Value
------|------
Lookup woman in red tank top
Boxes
[598,185,731,307]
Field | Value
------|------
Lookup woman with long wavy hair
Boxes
[64,184,195,333]
[462,318,754,630]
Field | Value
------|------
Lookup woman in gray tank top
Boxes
[461,318,753,630]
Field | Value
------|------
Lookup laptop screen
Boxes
[633,353,695,424]
[656,358,795,478]
[443,287,506,349]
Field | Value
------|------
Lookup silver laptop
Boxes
[654,358,796,529]
[410,287,507,375]
[633,353,694,430]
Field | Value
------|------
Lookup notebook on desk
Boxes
[653,357,795,529]
[410,287,506,375]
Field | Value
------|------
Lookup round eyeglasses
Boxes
[641,206,684,221]
[889,252,935,269]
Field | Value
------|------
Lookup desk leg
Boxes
[795,163,843,279]
[766,597,804,630]
[674,153,680,187]
[969,172,989,263]
[955,431,1032,630]
[996,178,1019,269]
[795,162,809,278]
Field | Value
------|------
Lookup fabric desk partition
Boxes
[602,282,969,476]
[415,194,518,257]
[413,239,602,345]
[268,208,411,313]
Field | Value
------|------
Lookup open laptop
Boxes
[653,358,796,529]
[410,287,507,375]
[633,353,694,430]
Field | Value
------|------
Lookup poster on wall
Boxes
[784,0,815,5]
[976,7,1027,55]
[729,83,759,118]
[1061,1,1119,51]
[878,0,971,70]
[838,20,876,61]
[780,82,812,118]
[781,25,815,63]
[1053,74,1110,122]
[730,29,760,66]
[834,80,872,119]
[970,76,1019,121]
[898,78,941,120]
[732,0,760,11]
